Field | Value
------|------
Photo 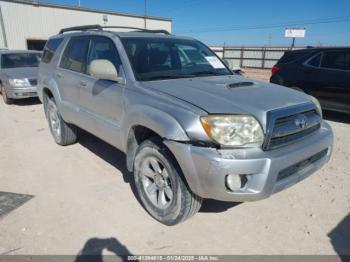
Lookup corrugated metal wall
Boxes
[0,4,7,48]
[0,1,172,49]
[211,46,303,69]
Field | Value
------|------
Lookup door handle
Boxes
[79,80,87,87]
[56,73,62,78]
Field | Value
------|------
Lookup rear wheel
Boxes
[134,138,202,225]
[1,85,13,105]
[45,97,77,145]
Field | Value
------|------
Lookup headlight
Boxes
[310,96,323,119]
[200,115,264,147]
[8,78,30,87]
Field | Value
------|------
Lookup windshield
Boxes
[1,53,41,69]
[121,37,232,81]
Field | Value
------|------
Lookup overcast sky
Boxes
[45,0,350,46]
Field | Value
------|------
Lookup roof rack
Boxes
[59,24,102,34]
[59,25,170,35]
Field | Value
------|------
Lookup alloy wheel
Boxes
[47,101,61,141]
[140,156,174,209]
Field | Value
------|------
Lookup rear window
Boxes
[1,53,41,68]
[278,51,309,64]
[41,37,64,63]
[307,53,322,67]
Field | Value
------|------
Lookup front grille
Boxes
[277,148,328,181]
[269,123,320,149]
[28,79,37,86]
[264,107,321,150]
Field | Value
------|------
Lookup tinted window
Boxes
[307,53,321,67]
[87,37,122,74]
[279,51,309,64]
[121,37,231,81]
[60,37,89,73]
[1,53,41,68]
[321,51,350,71]
[42,37,64,63]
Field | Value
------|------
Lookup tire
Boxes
[133,138,202,225]
[45,97,77,146]
[1,85,13,105]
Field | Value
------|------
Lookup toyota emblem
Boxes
[294,114,308,129]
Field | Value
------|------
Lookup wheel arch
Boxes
[124,106,190,172]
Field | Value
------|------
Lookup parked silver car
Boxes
[37,25,333,225]
[0,50,41,104]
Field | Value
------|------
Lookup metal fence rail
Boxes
[210,46,303,69]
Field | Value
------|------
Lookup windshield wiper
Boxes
[191,71,225,77]
[141,75,194,81]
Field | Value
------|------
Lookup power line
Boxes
[151,0,208,12]
[177,16,350,34]
[151,0,199,10]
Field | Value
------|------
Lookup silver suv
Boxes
[38,25,333,225]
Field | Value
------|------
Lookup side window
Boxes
[60,37,89,73]
[307,53,321,67]
[279,51,308,64]
[41,38,63,63]
[321,51,350,71]
[87,37,122,75]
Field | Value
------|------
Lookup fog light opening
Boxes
[225,174,248,192]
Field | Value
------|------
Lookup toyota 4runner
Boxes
[38,25,333,225]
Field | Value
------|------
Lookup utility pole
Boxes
[144,0,147,29]
[78,0,80,7]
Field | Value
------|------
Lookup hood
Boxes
[140,75,313,129]
[2,67,38,79]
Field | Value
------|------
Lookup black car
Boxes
[270,47,350,114]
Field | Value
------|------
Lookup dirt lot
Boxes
[243,68,272,82]
[0,70,349,256]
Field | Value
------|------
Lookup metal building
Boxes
[0,0,172,50]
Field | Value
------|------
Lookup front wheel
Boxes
[45,97,77,146]
[134,138,202,225]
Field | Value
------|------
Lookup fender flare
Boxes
[40,78,66,116]
[123,105,190,171]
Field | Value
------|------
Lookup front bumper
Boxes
[165,121,333,202]
[5,86,38,99]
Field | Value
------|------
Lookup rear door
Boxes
[317,50,350,112]
[299,50,350,112]
[57,36,89,108]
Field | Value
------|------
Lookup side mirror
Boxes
[231,65,244,75]
[89,59,124,84]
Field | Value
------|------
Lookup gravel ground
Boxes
[243,68,272,82]
[0,71,349,256]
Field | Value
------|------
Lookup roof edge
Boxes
[0,0,172,22]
